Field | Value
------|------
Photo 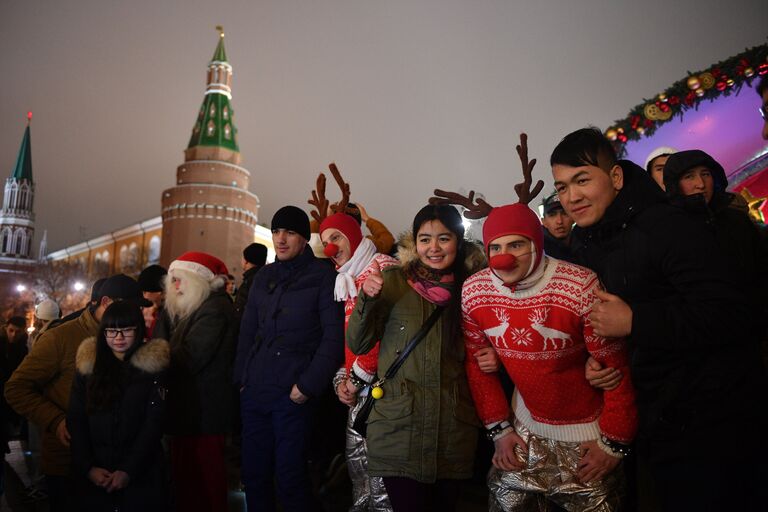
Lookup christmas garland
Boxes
[606,43,768,156]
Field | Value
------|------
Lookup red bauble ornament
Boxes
[617,134,628,143]
[684,91,696,106]
[659,103,671,113]
[758,63,768,76]
[668,96,680,106]
[630,115,641,129]
[711,67,722,79]
[644,119,653,128]
[716,81,727,92]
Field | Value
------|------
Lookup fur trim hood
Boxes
[395,231,487,275]
[76,337,170,375]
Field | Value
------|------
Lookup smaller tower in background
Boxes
[0,112,36,263]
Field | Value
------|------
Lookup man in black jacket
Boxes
[540,191,576,262]
[550,127,765,511]
[236,206,344,512]
[233,243,267,323]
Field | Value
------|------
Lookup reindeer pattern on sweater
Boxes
[462,258,637,443]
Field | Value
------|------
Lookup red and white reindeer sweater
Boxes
[462,258,637,444]
[342,254,399,381]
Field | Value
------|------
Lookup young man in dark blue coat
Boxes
[236,205,345,512]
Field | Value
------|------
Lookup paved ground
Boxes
[2,438,489,511]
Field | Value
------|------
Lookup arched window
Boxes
[148,236,161,264]
[128,242,139,269]
[9,182,18,210]
[119,245,129,271]
[13,229,24,254]
[1,229,10,253]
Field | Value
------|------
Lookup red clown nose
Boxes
[489,253,518,271]
[323,243,340,258]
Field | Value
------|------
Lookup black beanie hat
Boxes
[243,243,268,266]
[271,206,311,241]
[138,264,168,293]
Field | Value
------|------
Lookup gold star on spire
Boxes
[216,25,224,38]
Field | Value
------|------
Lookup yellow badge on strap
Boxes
[371,386,384,399]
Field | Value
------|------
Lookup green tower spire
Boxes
[12,112,33,181]
[187,27,239,154]
[212,25,228,62]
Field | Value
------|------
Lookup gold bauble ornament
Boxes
[658,93,668,102]
[371,386,384,399]
[695,88,705,97]
[726,78,735,87]
[745,67,755,78]
[617,127,624,134]
[636,127,645,135]
[605,129,618,141]
[687,76,701,90]
[644,103,661,120]
[699,72,715,89]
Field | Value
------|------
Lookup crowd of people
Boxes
[0,78,766,512]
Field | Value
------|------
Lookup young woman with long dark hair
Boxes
[67,301,169,511]
[346,204,486,511]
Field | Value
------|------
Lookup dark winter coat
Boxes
[234,265,260,323]
[346,238,486,483]
[166,290,236,435]
[663,150,768,326]
[542,229,577,263]
[0,331,28,434]
[235,246,344,400]
[68,338,170,511]
[571,160,761,437]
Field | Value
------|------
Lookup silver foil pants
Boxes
[346,397,393,512]
[488,419,625,512]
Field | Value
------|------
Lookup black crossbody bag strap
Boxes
[352,306,444,436]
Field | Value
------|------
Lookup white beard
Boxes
[164,270,212,321]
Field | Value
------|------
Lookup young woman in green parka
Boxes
[346,204,486,511]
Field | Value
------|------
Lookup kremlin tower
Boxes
[0,112,37,272]
[160,27,260,273]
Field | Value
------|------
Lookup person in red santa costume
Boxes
[319,212,398,511]
[163,251,236,512]
[462,203,637,511]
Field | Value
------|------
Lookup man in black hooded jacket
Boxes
[663,149,768,319]
[550,128,765,511]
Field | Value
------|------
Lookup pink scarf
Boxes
[407,274,454,306]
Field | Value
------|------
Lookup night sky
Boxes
[1,0,766,253]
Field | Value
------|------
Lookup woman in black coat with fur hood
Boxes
[68,302,170,511]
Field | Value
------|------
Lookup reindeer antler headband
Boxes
[307,162,353,224]
[429,133,544,218]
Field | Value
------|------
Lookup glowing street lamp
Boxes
[73,281,85,292]
[16,284,26,293]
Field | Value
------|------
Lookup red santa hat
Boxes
[169,251,229,283]
[482,203,544,271]
[319,213,363,257]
